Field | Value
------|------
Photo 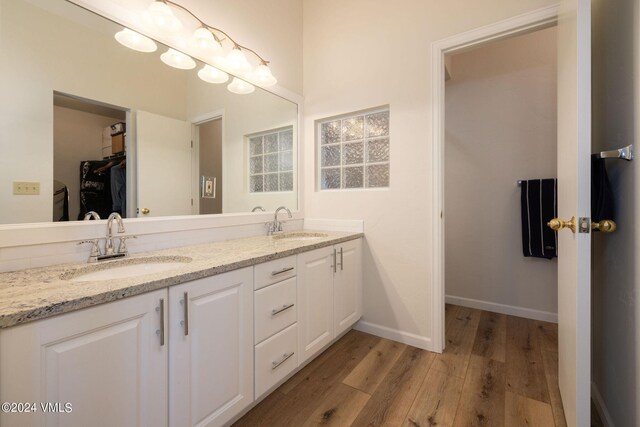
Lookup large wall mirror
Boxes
[0,0,298,225]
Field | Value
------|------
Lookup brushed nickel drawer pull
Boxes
[271,267,294,276]
[182,292,189,336]
[339,247,344,271]
[332,249,337,273]
[271,303,295,316]
[271,352,294,370]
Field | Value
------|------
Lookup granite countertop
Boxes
[0,230,363,329]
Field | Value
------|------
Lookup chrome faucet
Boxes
[83,211,100,220]
[78,212,136,263]
[267,206,292,235]
[252,206,266,212]
[105,212,125,256]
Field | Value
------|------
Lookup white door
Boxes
[334,239,363,336]
[169,268,254,427]
[297,246,335,363]
[0,290,168,427]
[556,1,591,425]
[136,110,192,217]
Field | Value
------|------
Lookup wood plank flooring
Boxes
[234,305,578,426]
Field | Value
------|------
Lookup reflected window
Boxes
[317,108,390,190]
[249,127,294,193]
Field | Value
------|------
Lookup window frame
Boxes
[247,125,295,194]
[316,106,390,191]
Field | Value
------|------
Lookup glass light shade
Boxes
[225,47,251,74]
[160,48,196,69]
[252,64,277,86]
[114,28,157,53]
[227,77,255,95]
[197,65,229,84]
[191,27,222,53]
[143,1,182,33]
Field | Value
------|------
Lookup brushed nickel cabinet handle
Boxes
[182,292,189,336]
[271,303,295,316]
[271,267,294,276]
[158,298,165,346]
[332,249,337,273]
[271,352,294,370]
[339,248,344,271]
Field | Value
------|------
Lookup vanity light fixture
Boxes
[116,0,277,93]
[227,77,255,94]
[191,27,223,54]
[114,28,157,53]
[251,62,277,87]
[225,46,252,74]
[160,48,196,69]
[143,0,183,33]
[197,65,229,84]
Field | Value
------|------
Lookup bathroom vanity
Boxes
[0,231,363,427]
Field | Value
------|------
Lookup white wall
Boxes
[303,0,558,348]
[444,28,558,320]
[591,0,640,425]
[53,106,121,221]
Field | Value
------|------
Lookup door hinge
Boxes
[191,198,193,206]
[578,217,591,233]
[190,140,193,148]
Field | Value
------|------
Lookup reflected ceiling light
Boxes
[198,65,229,84]
[143,0,182,33]
[227,77,255,95]
[226,46,252,74]
[114,28,157,53]
[160,48,196,69]
[191,27,222,54]
[252,63,277,87]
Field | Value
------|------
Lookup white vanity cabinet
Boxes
[297,238,363,364]
[0,289,168,427]
[168,267,254,427]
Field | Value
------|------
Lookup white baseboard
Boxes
[445,295,558,323]
[591,382,615,427]
[354,320,433,351]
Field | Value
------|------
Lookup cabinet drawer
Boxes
[255,323,298,398]
[254,255,296,290]
[255,277,297,344]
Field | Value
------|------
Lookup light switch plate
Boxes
[13,181,40,195]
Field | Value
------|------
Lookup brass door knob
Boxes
[548,217,576,233]
[141,208,150,215]
[592,219,617,233]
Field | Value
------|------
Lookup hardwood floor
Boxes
[235,305,570,426]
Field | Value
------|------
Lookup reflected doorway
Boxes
[196,117,223,215]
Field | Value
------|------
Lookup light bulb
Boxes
[227,77,255,95]
[252,63,277,87]
[114,28,157,53]
[160,48,196,69]
[143,1,182,33]
[225,47,251,74]
[198,65,229,84]
[191,27,222,54]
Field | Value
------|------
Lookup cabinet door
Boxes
[297,246,335,364]
[334,239,363,336]
[0,289,168,427]
[169,267,253,427]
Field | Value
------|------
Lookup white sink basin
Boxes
[66,256,191,282]
[272,232,328,241]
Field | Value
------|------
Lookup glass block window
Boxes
[318,109,389,190]
[249,126,294,193]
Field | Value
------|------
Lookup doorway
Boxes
[194,116,223,215]
[443,27,558,322]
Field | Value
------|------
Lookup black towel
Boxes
[591,157,615,227]
[520,179,557,259]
